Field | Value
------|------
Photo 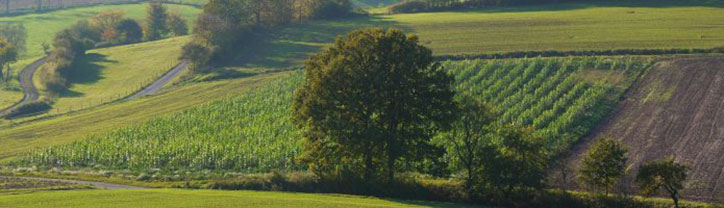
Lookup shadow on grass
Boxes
[226,15,402,70]
[456,0,724,14]
[385,199,482,208]
[60,53,116,97]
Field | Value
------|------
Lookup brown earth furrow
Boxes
[565,56,724,202]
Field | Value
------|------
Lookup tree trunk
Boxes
[6,0,9,14]
[671,193,679,208]
[363,144,373,181]
[386,143,394,183]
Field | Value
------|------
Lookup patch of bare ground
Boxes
[559,55,724,202]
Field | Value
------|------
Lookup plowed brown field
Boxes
[566,55,724,201]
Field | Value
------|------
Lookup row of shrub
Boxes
[181,0,355,72]
[435,48,724,61]
[0,101,51,119]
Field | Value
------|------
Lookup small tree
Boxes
[438,94,495,188]
[636,157,689,208]
[292,28,456,182]
[0,23,27,54]
[116,19,143,44]
[579,138,627,196]
[180,41,212,72]
[0,37,18,82]
[166,12,188,36]
[485,125,548,196]
[145,2,169,41]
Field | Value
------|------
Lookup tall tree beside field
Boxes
[0,37,18,82]
[166,12,189,36]
[438,95,495,188]
[145,2,169,41]
[0,23,27,54]
[293,28,456,182]
[579,138,628,195]
[636,158,689,208]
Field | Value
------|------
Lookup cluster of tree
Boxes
[292,28,549,198]
[181,0,353,72]
[579,138,690,208]
[40,2,187,92]
[389,0,578,13]
[0,23,25,83]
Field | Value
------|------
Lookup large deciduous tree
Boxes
[484,125,548,196]
[0,23,27,54]
[579,138,628,195]
[292,28,456,182]
[166,12,189,36]
[116,19,143,44]
[636,157,689,208]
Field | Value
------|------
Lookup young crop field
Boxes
[0,189,475,208]
[18,57,651,173]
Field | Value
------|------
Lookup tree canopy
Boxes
[292,27,456,182]
[636,157,689,208]
[579,138,627,195]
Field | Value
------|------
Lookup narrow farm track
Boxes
[0,57,47,115]
[0,176,145,190]
[122,61,188,101]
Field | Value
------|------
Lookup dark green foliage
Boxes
[436,95,495,188]
[180,41,212,72]
[41,20,99,92]
[292,27,456,182]
[484,126,548,195]
[636,158,689,208]
[167,12,189,36]
[145,2,169,41]
[579,138,628,195]
[115,19,143,44]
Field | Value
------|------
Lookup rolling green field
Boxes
[0,189,473,208]
[18,57,650,173]
[35,36,189,116]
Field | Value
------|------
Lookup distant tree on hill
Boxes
[0,37,18,82]
[0,23,27,54]
[579,138,627,195]
[116,19,143,44]
[90,10,125,41]
[438,94,495,188]
[293,28,456,182]
[145,2,169,41]
[636,157,689,208]
[166,12,189,36]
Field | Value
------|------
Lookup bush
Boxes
[2,101,51,119]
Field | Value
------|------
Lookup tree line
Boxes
[180,0,353,72]
[41,2,187,92]
[292,27,692,207]
[389,0,585,13]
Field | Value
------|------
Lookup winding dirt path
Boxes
[0,176,146,190]
[0,57,46,115]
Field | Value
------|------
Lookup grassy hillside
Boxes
[35,36,189,116]
[18,57,651,174]
[0,189,473,208]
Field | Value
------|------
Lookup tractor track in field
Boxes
[0,176,146,190]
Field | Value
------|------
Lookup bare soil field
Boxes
[566,55,724,201]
